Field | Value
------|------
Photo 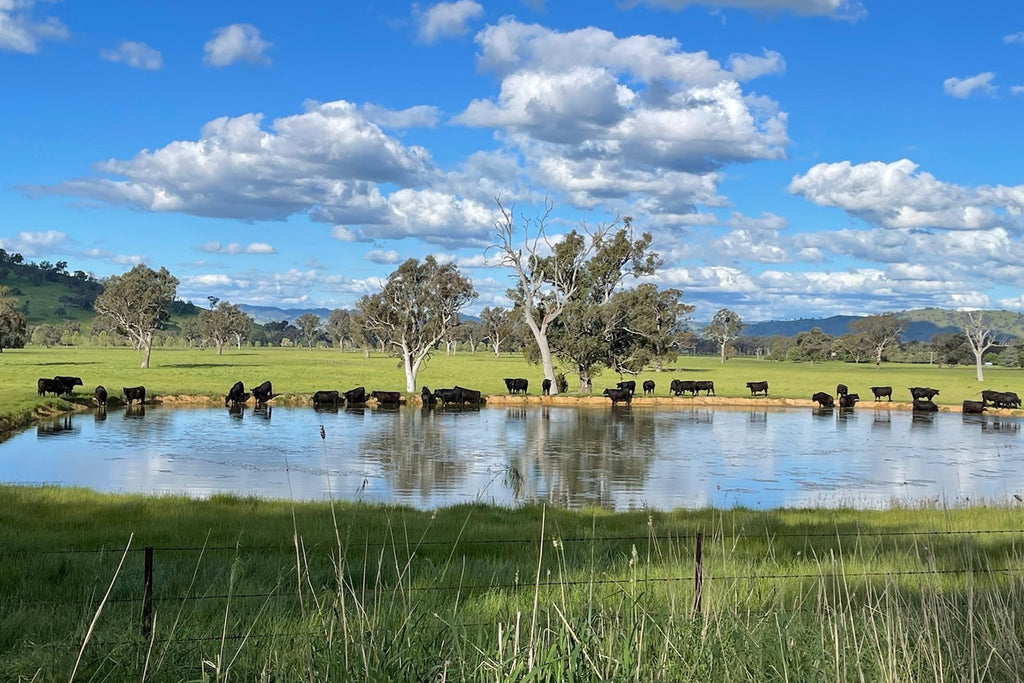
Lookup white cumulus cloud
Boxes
[100,41,163,70]
[0,230,68,256]
[455,19,788,215]
[0,0,67,53]
[1004,31,1024,44]
[788,159,1024,231]
[203,23,271,67]
[414,0,484,43]
[943,72,997,99]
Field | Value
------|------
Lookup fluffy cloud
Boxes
[40,101,430,217]
[365,249,402,264]
[623,0,867,21]
[197,242,277,255]
[1011,85,1024,96]
[788,159,1024,231]
[1004,32,1024,44]
[0,230,68,256]
[100,41,163,70]
[456,19,788,214]
[414,1,484,43]
[178,268,377,307]
[203,24,271,67]
[943,72,997,99]
[0,0,67,53]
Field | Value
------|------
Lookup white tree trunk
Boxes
[141,330,153,368]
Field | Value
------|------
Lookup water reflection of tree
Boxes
[504,407,661,510]
[358,408,470,499]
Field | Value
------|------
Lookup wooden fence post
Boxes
[142,546,154,638]
[692,531,703,617]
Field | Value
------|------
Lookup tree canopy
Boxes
[0,286,27,352]
[94,265,178,368]
[356,256,476,392]
[703,309,744,363]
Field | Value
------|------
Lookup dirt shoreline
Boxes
[94,392,1024,415]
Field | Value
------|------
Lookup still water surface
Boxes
[2,404,1023,510]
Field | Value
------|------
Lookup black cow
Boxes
[746,381,769,396]
[420,386,437,406]
[225,381,246,405]
[909,387,940,401]
[541,378,552,395]
[603,387,632,405]
[123,386,146,405]
[642,380,655,395]
[670,379,696,396]
[37,377,61,396]
[371,390,401,405]
[616,380,637,395]
[252,380,273,404]
[913,398,938,412]
[54,376,83,396]
[94,385,108,407]
[343,386,366,404]
[503,377,529,395]
[811,392,834,408]
[870,386,892,401]
[312,390,340,406]
[962,400,987,414]
[694,380,715,396]
[433,387,463,407]
[838,393,859,408]
[454,385,482,405]
[981,390,1021,408]
[836,383,848,397]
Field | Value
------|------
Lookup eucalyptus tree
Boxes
[199,301,252,354]
[606,284,694,374]
[703,309,744,364]
[493,200,657,393]
[545,227,660,392]
[959,310,1001,381]
[0,286,27,352]
[849,313,904,366]
[480,306,516,357]
[295,313,322,348]
[94,264,178,368]
[793,327,834,363]
[326,308,353,350]
[356,256,476,392]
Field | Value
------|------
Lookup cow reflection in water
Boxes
[983,418,1020,433]
[94,406,107,423]
[37,415,77,437]
[911,411,937,427]
[227,403,245,420]
[253,405,272,420]
[748,410,767,429]
[124,405,145,419]
[506,407,527,420]
[872,410,891,430]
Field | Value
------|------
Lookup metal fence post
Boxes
[142,546,154,638]
[692,531,703,617]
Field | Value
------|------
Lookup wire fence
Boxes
[4,525,1022,652]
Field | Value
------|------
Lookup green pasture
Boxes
[2,345,1023,423]
[4,347,1024,679]
[1,486,1023,681]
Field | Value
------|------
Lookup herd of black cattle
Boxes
[34,374,1024,414]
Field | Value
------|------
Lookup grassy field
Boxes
[4,347,1024,680]
[0,486,1023,680]
[4,345,1024,425]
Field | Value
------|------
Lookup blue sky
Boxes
[3,0,1024,321]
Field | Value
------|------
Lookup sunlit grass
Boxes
[1,486,1023,680]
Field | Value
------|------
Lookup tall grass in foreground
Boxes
[1,486,1023,681]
